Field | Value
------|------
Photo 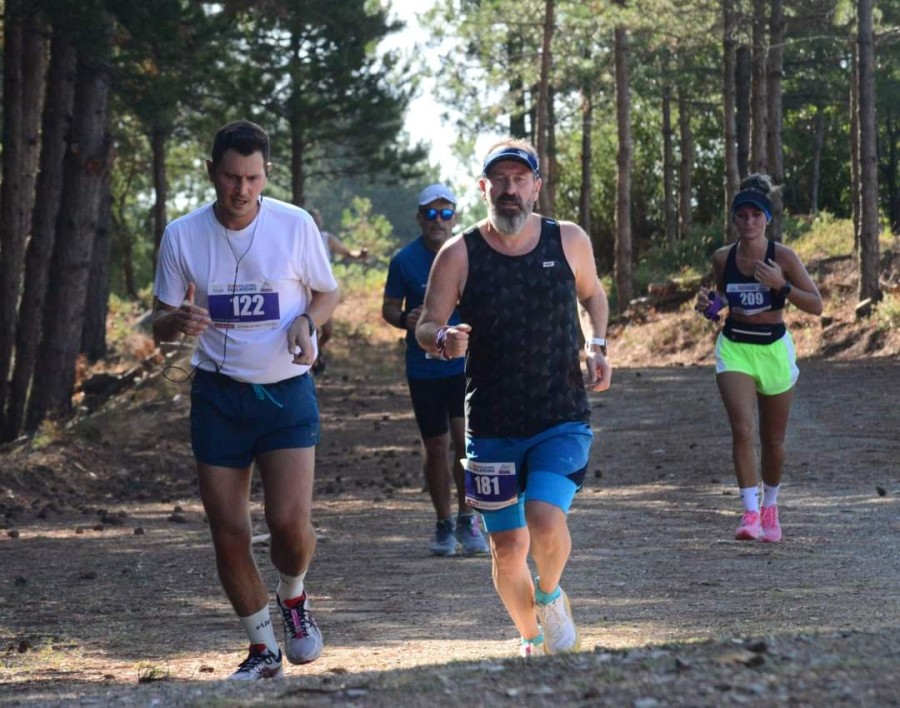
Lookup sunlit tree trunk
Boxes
[766,0,784,241]
[678,85,693,239]
[723,0,740,243]
[750,0,768,173]
[508,31,527,138]
[579,73,593,235]
[150,124,169,267]
[536,0,555,216]
[735,45,751,179]
[850,44,860,249]
[856,0,880,305]
[661,51,676,244]
[614,19,632,309]
[810,106,824,215]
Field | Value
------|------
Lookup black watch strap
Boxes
[300,312,316,335]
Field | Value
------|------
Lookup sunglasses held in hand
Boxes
[420,207,455,221]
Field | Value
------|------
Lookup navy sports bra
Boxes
[723,240,786,315]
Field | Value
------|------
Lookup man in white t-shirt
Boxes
[152,120,339,681]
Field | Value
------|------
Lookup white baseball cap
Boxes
[417,183,457,206]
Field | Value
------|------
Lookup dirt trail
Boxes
[1,356,898,706]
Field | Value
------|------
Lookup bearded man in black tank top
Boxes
[415,138,612,658]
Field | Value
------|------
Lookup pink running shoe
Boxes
[735,511,761,540]
[760,505,782,543]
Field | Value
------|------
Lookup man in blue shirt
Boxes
[382,184,489,556]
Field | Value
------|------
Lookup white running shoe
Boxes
[278,592,323,665]
[519,637,547,658]
[536,589,581,654]
[229,643,283,681]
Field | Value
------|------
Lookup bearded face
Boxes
[481,161,540,236]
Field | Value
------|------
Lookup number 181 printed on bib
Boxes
[463,460,518,511]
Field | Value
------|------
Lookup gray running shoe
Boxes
[536,588,581,654]
[229,643,283,680]
[456,514,489,555]
[278,592,323,665]
[430,519,458,556]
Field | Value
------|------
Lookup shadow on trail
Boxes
[1,358,898,705]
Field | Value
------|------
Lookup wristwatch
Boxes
[586,337,608,356]
[778,283,792,298]
[300,313,316,336]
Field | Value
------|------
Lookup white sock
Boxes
[239,605,279,654]
[762,483,780,507]
[276,571,307,603]
[740,486,760,513]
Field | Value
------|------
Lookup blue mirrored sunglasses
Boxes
[420,207,455,221]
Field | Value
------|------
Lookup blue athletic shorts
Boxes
[407,374,465,439]
[190,369,320,468]
[466,421,593,533]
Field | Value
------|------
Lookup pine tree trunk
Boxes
[3,26,76,442]
[579,77,593,235]
[735,45,751,179]
[850,45,861,251]
[884,111,899,235]
[536,0,555,216]
[508,31,527,138]
[722,0,740,243]
[750,0,768,173]
[661,52,677,245]
[614,22,633,310]
[26,17,113,432]
[856,0,881,305]
[0,0,46,428]
[81,178,112,363]
[678,86,693,239]
[150,124,169,268]
[766,0,785,242]
[810,106,824,215]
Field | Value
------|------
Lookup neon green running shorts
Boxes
[715,330,799,395]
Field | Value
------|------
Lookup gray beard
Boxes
[489,203,530,235]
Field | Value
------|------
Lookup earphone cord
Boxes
[161,201,260,384]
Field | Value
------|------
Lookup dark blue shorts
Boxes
[190,369,320,468]
[407,374,465,439]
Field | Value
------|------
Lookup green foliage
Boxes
[781,212,854,262]
[874,293,900,332]
[632,225,720,294]
[330,197,393,295]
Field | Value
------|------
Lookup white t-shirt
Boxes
[154,197,338,384]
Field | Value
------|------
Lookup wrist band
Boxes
[434,325,451,360]
[399,310,409,329]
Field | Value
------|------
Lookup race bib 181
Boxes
[463,460,518,511]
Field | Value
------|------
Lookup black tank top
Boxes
[723,239,786,315]
[459,218,590,438]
